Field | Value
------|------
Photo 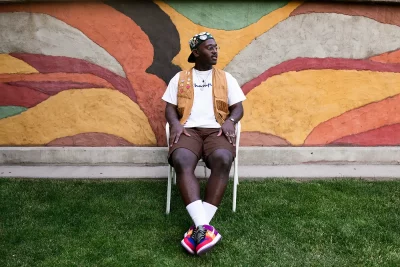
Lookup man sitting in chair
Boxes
[162,32,246,256]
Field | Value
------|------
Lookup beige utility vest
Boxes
[177,67,229,125]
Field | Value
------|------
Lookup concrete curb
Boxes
[1,147,400,165]
[1,147,400,179]
[1,165,400,179]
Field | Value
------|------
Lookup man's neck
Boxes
[194,63,212,71]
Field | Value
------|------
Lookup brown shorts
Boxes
[168,128,236,166]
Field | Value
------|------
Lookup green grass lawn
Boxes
[1,178,400,267]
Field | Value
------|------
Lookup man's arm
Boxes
[165,103,190,146]
[218,102,244,145]
[227,102,244,123]
[165,102,181,126]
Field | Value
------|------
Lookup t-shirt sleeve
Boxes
[226,72,246,106]
[162,72,180,105]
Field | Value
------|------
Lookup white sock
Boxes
[186,200,208,227]
[203,202,218,225]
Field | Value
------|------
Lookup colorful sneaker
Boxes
[181,225,196,254]
[194,225,222,256]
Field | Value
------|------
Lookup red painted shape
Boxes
[46,132,134,146]
[241,131,291,146]
[8,81,102,95]
[330,124,400,146]
[10,53,136,102]
[305,94,400,145]
[0,73,115,89]
[0,83,49,107]
[242,57,400,95]
[291,2,400,27]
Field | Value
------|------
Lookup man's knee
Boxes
[207,149,233,171]
[171,149,198,173]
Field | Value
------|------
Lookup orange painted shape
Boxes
[305,94,400,145]
[135,73,168,146]
[0,54,38,74]
[369,50,400,64]
[0,89,156,146]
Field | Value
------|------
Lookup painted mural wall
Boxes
[1,1,400,147]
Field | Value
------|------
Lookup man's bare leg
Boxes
[173,148,212,254]
[171,147,209,229]
[204,148,233,206]
[171,148,201,205]
[184,148,232,255]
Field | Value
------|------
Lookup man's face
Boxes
[193,39,218,65]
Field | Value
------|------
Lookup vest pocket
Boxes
[215,99,229,113]
[215,99,229,122]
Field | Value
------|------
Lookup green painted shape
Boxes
[164,1,290,30]
[0,106,27,119]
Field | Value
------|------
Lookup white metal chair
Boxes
[166,122,241,214]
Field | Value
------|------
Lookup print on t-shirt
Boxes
[194,83,212,89]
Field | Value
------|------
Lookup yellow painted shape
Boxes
[242,70,400,145]
[155,1,302,70]
[0,54,38,74]
[0,89,156,145]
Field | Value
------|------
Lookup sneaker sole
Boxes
[181,239,195,255]
[196,233,222,256]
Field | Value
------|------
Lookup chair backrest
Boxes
[166,122,241,149]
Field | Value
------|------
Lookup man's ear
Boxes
[192,49,199,57]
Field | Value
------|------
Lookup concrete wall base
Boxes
[1,147,400,166]
[1,165,400,180]
[1,147,400,179]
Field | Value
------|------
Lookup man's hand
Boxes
[218,120,236,146]
[169,123,191,147]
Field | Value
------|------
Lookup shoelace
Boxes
[192,226,207,243]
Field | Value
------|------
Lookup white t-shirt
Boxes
[162,69,246,128]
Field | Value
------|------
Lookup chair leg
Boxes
[173,168,176,185]
[234,157,239,185]
[166,166,172,214]
[233,158,239,212]
[233,167,238,212]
